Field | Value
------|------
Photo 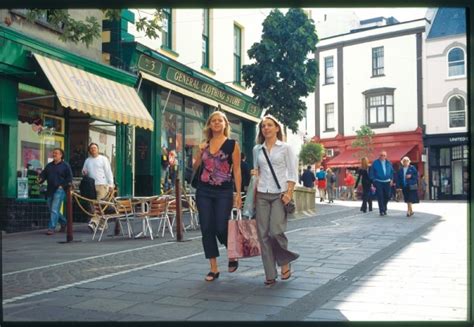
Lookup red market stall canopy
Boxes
[326,145,416,168]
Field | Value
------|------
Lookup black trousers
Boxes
[360,187,372,212]
[195,186,233,259]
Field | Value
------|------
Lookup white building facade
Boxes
[423,8,468,200]
[313,19,426,181]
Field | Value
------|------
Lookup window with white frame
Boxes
[202,9,210,68]
[161,8,172,49]
[448,47,465,77]
[325,103,335,131]
[448,95,466,128]
[364,88,394,127]
[372,46,384,76]
[324,56,334,84]
[234,24,242,84]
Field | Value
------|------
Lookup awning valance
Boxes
[33,53,154,131]
[326,145,416,168]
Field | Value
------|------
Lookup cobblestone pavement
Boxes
[2,199,468,322]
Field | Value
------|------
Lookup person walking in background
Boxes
[326,168,336,203]
[420,174,428,200]
[193,111,242,282]
[37,148,73,235]
[82,143,115,231]
[343,170,356,200]
[252,115,299,287]
[301,165,316,188]
[369,150,394,216]
[396,156,419,217]
[354,157,372,213]
[315,166,327,202]
[240,152,251,194]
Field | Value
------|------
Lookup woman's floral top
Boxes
[198,139,235,190]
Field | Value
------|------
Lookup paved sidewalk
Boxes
[2,200,468,321]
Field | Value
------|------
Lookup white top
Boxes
[82,155,114,187]
[253,140,298,194]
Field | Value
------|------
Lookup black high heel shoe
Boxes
[205,271,220,281]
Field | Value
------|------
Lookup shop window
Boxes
[161,8,172,49]
[324,56,334,84]
[17,84,64,199]
[162,109,183,191]
[185,99,204,118]
[202,9,210,69]
[227,112,242,144]
[448,95,466,128]
[372,46,384,76]
[325,103,335,131]
[234,24,243,85]
[364,89,394,128]
[439,148,450,166]
[447,47,465,77]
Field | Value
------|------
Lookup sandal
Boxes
[228,260,239,273]
[264,279,276,286]
[281,264,292,280]
[205,271,220,282]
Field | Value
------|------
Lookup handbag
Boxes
[242,175,257,218]
[409,183,418,191]
[227,209,261,259]
[261,147,296,215]
[190,163,203,188]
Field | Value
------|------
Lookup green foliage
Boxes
[23,9,162,48]
[351,125,375,160]
[242,8,319,133]
[299,142,325,166]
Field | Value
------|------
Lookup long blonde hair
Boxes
[203,111,231,142]
[360,157,369,169]
[256,115,285,144]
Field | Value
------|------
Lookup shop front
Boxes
[424,133,469,200]
[120,43,263,196]
[0,26,153,232]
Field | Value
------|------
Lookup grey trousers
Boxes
[256,192,299,280]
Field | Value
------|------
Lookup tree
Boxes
[21,9,163,47]
[299,142,325,166]
[351,125,375,160]
[242,8,318,133]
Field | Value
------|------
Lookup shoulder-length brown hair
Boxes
[203,111,231,142]
[256,115,285,144]
[360,157,369,169]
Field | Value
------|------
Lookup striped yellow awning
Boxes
[33,53,154,131]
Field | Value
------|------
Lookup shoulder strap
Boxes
[262,147,281,190]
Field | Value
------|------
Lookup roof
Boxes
[427,8,466,39]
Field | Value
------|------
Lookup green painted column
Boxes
[0,78,18,198]
[115,124,133,197]
[151,87,162,195]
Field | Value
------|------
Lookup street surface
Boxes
[2,199,468,322]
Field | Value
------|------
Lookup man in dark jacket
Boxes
[37,148,73,235]
[369,150,394,216]
[301,165,316,188]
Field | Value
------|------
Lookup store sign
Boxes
[167,67,247,111]
[137,54,262,118]
[137,55,163,76]
[449,136,468,143]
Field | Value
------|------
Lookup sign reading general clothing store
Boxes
[137,54,262,118]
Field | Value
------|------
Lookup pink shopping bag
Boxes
[227,209,261,259]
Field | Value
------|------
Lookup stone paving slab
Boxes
[2,201,468,322]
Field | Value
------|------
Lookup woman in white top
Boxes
[251,115,299,286]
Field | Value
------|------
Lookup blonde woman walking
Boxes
[193,111,242,281]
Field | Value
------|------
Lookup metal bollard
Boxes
[175,177,183,241]
[66,187,73,242]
